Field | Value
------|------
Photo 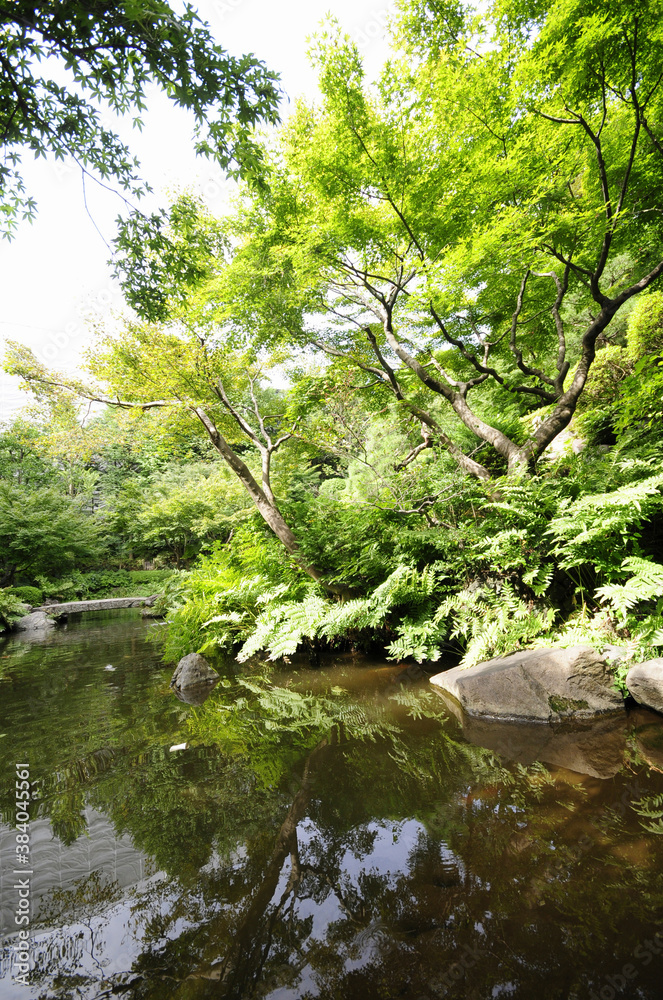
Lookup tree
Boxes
[0,416,55,487]
[110,461,251,566]
[4,316,339,589]
[0,482,103,585]
[211,0,663,479]
[0,0,280,236]
[8,0,663,595]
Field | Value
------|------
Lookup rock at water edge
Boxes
[626,660,663,715]
[170,652,218,690]
[429,645,624,722]
[14,611,56,632]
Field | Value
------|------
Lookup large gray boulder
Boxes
[14,611,56,632]
[170,652,218,691]
[625,659,663,715]
[430,645,624,722]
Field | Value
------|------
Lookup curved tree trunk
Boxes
[193,407,343,593]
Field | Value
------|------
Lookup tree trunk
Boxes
[184,736,333,990]
[383,321,528,477]
[193,408,340,592]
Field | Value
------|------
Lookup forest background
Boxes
[1,0,663,679]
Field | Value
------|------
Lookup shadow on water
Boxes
[0,612,663,999]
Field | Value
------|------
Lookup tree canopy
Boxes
[0,0,280,236]
[106,0,663,484]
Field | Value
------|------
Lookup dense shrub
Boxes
[8,586,43,606]
[128,570,174,584]
[163,443,663,667]
[36,568,174,602]
[0,590,27,632]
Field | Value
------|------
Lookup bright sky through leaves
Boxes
[0,0,392,417]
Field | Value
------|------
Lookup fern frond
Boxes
[596,558,663,617]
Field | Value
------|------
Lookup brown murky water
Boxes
[1,611,663,999]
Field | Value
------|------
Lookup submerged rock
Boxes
[629,706,663,771]
[172,681,219,706]
[429,645,624,722]
[15,611,57,632]
[625,659,663,715]
[170,652,218,692]
[449,709,628,779]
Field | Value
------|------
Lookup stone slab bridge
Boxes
[34,596,159,618]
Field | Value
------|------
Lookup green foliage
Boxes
[7,586,43,606]
[204,564,441,663]
[4,0,663,673]
[574,344,632,444]
[0,483,103,587]
[432,584,555,667]
[112,196,228,323]
[616,291,663,433]
[595,556,663,658]
[0,1,280,237]
[548,473,663,577]
[160,439,663,666]
[128,569,174,585]
[596,557,663,619]
[108,460,250,565]
[35,569,174,602]
[627,290,663,359]
[0,590,27,632]
[162,525,308,661]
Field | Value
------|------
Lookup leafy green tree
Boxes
[208,0,663,479]
[110,461,251,565]
[0,482,103,585]
[0,417,56,487]
[5,303,344,588]
[0,0,280,236]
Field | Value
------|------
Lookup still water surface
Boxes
[1,612,663,999]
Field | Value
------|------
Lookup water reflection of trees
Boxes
[3,632,663,1000]
[27,700,663,1000]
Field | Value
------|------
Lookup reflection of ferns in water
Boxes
[190,675,500,793]
[631,792,663,835]
[499,761,555,808]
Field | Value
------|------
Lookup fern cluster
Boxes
[161,439,663,667]
[0,589,27,632]
[433,584,555,666]
[237,564,445,663]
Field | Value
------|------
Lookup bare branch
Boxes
[508,270,558,393]
[364,327,404,398]
[393,423,433,471]
[532,266,571,391]
[214,377,264,451]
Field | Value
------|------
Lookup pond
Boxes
[1,611,663,999]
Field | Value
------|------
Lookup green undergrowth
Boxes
[0,590,28,633]
[162,443,663,669]
[31,569,175,603]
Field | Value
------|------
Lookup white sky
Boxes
[0,0,393,420]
